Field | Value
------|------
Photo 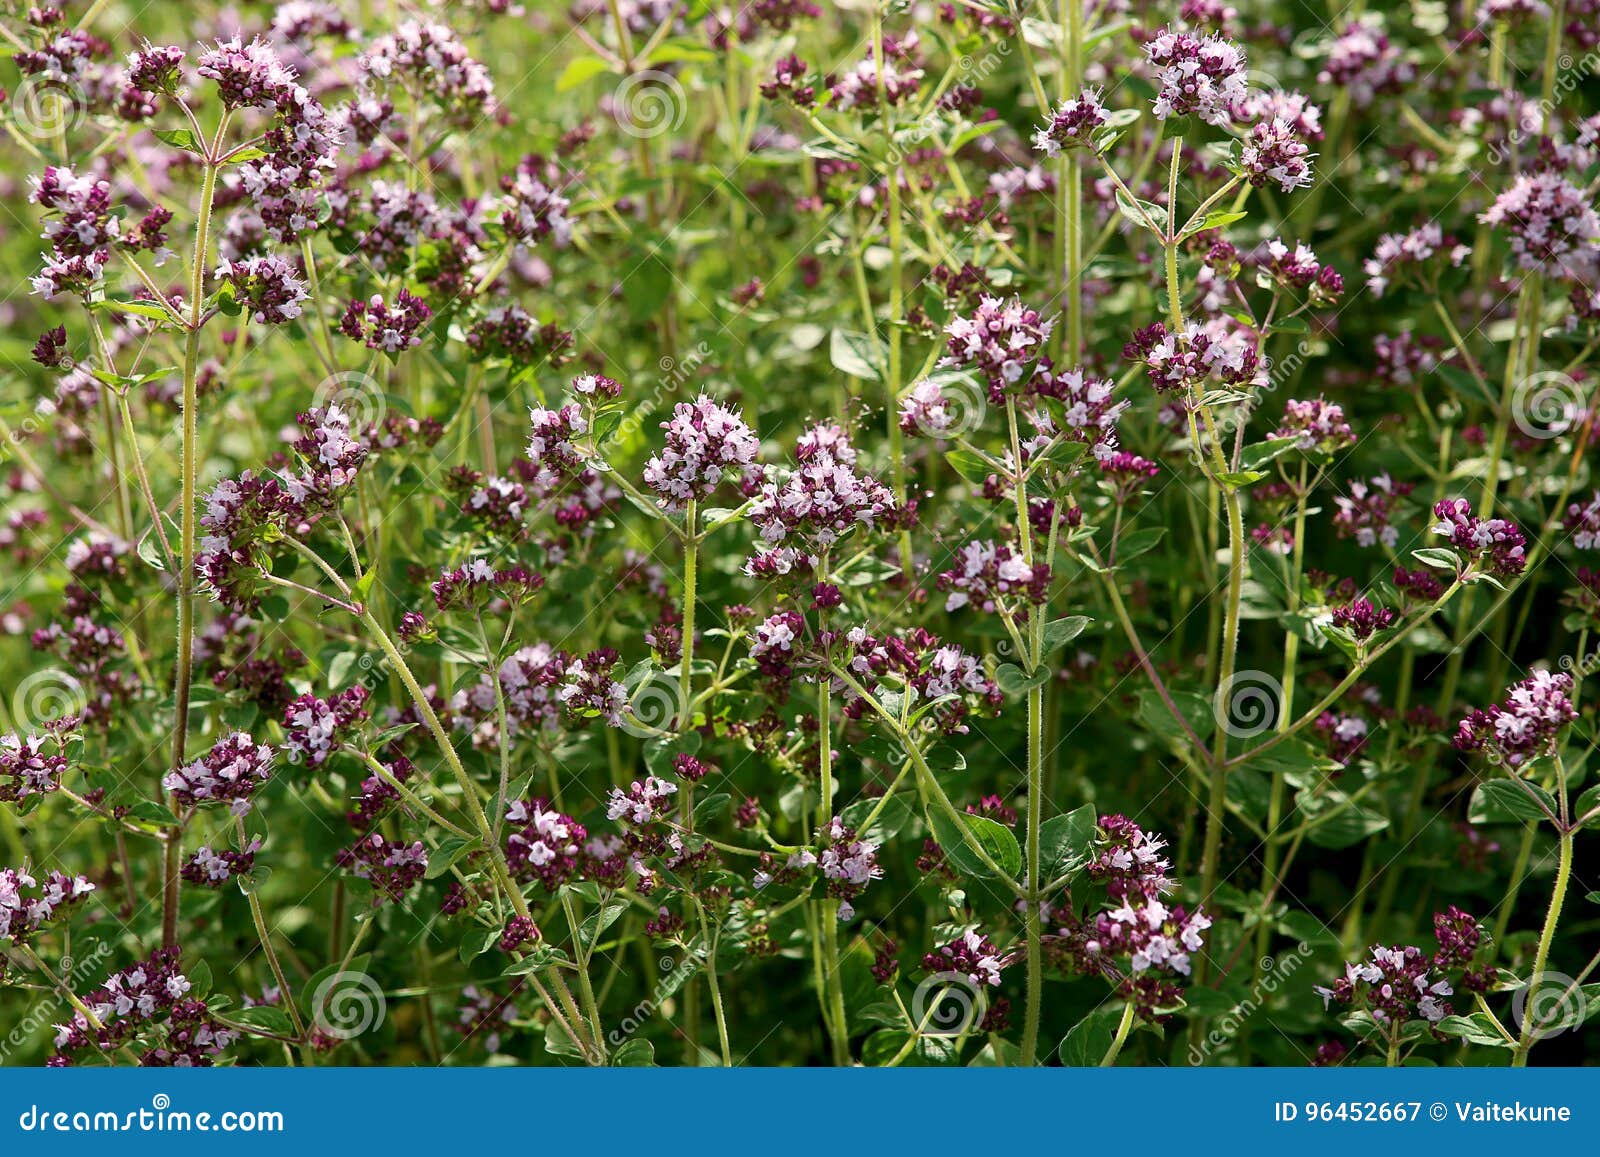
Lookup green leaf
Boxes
[1135,688,1214,746]
[578,899,629,951]
[327,650,367,691]
[350,568,378,606]
[1239,437,1300,471]
[459,923,498,964]
[1058,1005,1122,1066]
[424,836,479,880]
[1435,1013,1514,1048]
[692,792,732,823]
[136,525,169,572]
[544,1017,587,1060]
[556,55,612,91]
[611,1038,656,1066]
[1468,779,1557,825]
[995,662,1052,697]
[840,793,914,844]
[501,945,567,976]
[1114,187,1167,234]
[1303,799,1389,849]
[1114,526,1166,564]
[187,959,213,1000]
[1226,768,1273,824]
[1020,16,1061,49]
[944,449,993,484]
[127,800,175,826]
[152,127,202,153]
[1217,469,1267,491]
[1411,547,1460,571]
[928,809,1022,879]
[1042,615,1092,652]
[1039,804,1098,876]
[1180,208,1248,239]
[830,328,882,381]
[228,1005,295,1036]
[91,298,178,325]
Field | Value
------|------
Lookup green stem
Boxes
[356,602,604,1063]
[816,554,850,1065]
[1100,1001,1136,1066]
[885,161,914,580]
[679,501,697,731]
[697,899,733,1066]
[163,133,222,950]
[1512,828,1573,1066]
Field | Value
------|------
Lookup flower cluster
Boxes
[1144,28,1250,127]
[1315,908,1487,1033]
[497,156,574,251]
[1273,398,1356,456]
[0,867,95,942]
[1363,222,1470,296]
[336,833,429,903]
[340,290,433,352]
[0,732,68,803]
[1431,498,1527,577]
[504,799,586,891]
[28,167,118,299]
[431,560,543,613]
[827,42,922,110]
[1084,814,1177,901]
[942,297,1056,400]
[216,255,309,324]
[1124,321,1260,393]
[1330,597,1395,642]
[1032,89,1108,157]
[749,425,895,555]
[1238,119,1315,193]
[921,930,1005,986]
[816,816,882,920]
[1454,669,1576,768]
[1318,17,1414,108]
[162,730,275,813]
[1478,172,1600,277]
[1332,474,1411,547]
[282,687,370,767]
[50,947,236,1066]
[359,20,496,124]
[642,396,760,512]
[182,841,261,887]
[937,540,1050,613]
